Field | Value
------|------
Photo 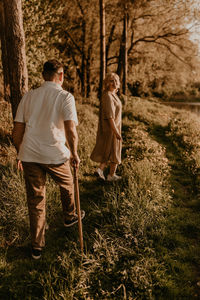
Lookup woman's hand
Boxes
[108,118,122,140]
[115,132,122,140]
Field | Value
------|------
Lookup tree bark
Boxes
[122,3,128,95]
[106,24,115,72]
[0,1,10,102]
[117,38,124,80]
[3,0,28,118]
[81,19,86,98]
[86,45,92,98]
[99,0,106,99]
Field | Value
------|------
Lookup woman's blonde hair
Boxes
[103,73,120,91]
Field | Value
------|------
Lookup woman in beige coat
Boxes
[90,73,122,181]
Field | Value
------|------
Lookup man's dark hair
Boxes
[42,59,63,80]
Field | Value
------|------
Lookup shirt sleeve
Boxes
[62,92,78,125]
[102,93,115,119]
[14,94,27,123]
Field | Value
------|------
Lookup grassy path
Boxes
[1,99,200,299]
[77,105,200,298]
[140,117,200,298]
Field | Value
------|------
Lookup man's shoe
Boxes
[95,168,105,180]
[64,210,85,228]
[107,174,121,181]
[31,248,42,260]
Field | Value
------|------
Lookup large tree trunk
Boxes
[0,1,10,102]
[99,0,106,99]
[3,0,28,118]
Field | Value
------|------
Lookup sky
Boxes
[190,26,200,56]
[190,1,200,55]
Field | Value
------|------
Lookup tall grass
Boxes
[0,97,200,299]
[125,97,200,175]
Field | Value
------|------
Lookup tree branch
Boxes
[154,41,192,68]
[76,0,84,16]
[65,30,83,54]
[107,55,119,61]
[128,29,189,55]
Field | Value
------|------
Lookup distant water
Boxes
[162,102,200,115]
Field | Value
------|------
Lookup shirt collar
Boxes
[42,81,63,90]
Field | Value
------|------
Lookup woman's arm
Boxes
[108,118,122,140]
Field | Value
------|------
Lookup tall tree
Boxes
[105,0,200,95]
[0,0,10,102]
[99,0,106,98]
[122,1,128,94]
[2,0,28,118]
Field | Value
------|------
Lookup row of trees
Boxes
[44,0,199,98]
[0,0,200,117]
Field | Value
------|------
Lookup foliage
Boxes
[22,0,60,89]
[20,0,200,98]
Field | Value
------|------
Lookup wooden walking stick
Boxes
[73,166,84,253]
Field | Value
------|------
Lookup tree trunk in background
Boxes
[81,19,86,98]
[106,24,115,72]
[0,1,10,102]
[86,45,92,98]
[99,0,106,99]
[3,0,28,119]
[122,3,128,95]
[117,39,124,80]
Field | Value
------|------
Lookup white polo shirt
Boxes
[14,81,78,164]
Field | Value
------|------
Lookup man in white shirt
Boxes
[12,59,85,259]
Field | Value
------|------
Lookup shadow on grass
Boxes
[148,123,200,296]
[149,124,197,205]
[122,110,200,297]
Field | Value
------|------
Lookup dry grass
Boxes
[0,97,200,299]
[0,100,15,165]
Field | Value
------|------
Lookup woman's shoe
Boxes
[31,247,42,260]
[96,168,105,180]
[107,174,121,181]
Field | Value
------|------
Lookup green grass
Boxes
[0,97,200,299]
